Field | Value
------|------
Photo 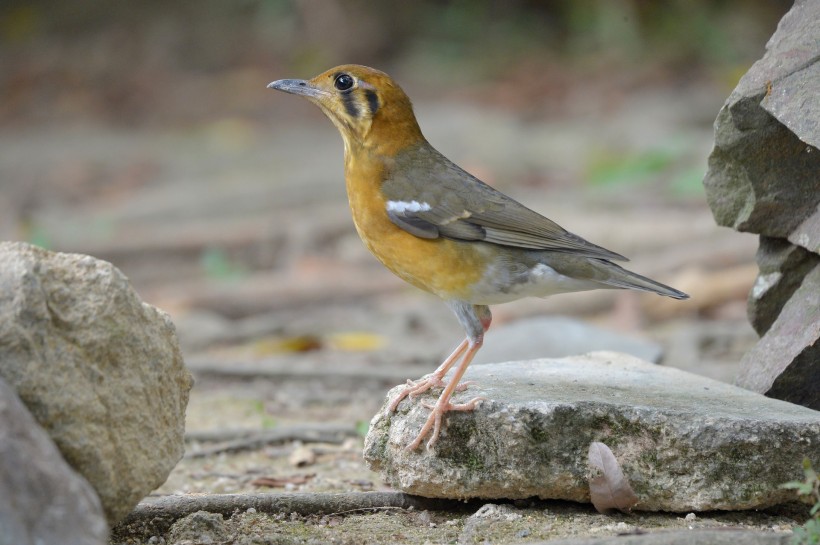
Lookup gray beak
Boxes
[267,79,326,99]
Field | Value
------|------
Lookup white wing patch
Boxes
[386,200,432,213]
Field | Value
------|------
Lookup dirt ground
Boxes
[4,68,805,543]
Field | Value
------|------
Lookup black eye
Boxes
[334,74,354,91]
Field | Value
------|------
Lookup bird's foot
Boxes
[387,375,474,413]
[410,379,475,401]
[405,395,486,451]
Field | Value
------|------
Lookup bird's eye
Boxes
[334,74,354,91]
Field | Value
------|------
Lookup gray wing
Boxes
[382,144,627,261]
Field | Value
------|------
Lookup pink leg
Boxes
[396,303,492,451]
[387,338,470,412]
[405,338,486,451]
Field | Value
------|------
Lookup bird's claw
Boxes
[453,380,476,392]
[407,375,447,400]
[387,378,427,412]
[420,396,485,412]
[406,396,486,451]
[388,373,470,412]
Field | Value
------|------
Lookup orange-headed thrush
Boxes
[268,65,689,451]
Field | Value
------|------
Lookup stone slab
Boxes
[364,352,820,512]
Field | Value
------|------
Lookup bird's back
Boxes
[346,140,687,303]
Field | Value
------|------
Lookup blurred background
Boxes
[0,0,793,479]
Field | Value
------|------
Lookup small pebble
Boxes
[416,510,432,525]
[684,513,697,522]
[289,445,317,467]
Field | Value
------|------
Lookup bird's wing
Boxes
[382,145,627,261]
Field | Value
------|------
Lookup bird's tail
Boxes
[597,260,689,300]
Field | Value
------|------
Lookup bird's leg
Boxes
[388,338,469,412]
[404,303,492,451]
[405,337,486,451]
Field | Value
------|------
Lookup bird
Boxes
[268,65,689,451]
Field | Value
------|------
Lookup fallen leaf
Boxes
[588,441,639,514]
[328,331,386,351]
[253,335,323,355]
[250,473,315,488]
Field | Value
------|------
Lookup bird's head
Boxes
[268,64,424,155]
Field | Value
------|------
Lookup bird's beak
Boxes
[267,79,327,99]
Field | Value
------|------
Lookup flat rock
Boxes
[473,317,663,365]
[0,376,108,545]
[0,242,194,525]
[364,352,820,512]
[737,262,820,410]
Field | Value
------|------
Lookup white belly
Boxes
[467,262,601,305]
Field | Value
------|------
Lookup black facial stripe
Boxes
[365,89,379,115]
[341,91,359,118]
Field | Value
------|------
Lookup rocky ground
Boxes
[3,75,809,543]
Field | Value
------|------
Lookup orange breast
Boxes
[344,154,485,301]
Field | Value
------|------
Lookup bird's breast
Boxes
[344,154,485,300]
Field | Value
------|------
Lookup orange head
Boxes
[268,64,424,155]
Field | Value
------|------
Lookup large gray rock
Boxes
[737,262,820,410]
[0,242,194,525]
[0,377,108,545]
[702,0,820,407]
[364,352,820,512]
[703,0,820,241]
[748,236,820,336]
[704,102,818,240]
